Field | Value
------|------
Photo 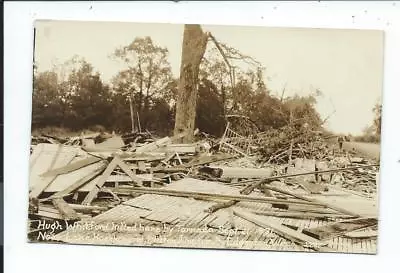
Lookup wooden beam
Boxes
[114,156,144,186]
[81,157,119,205]
[240,164,379,192]
[68,204,108,212]
[135,136,172,153]
[40,157,102,177]
[113,186,326,207]
[302,218,378,240]
[257,184,360,217]
[200,166,274,179]
[51,198,80,220]
[49,162,107,199]
[252,210,356,220]
[184,153,236,168]
[154,144,197,154]
[233,209,334,252]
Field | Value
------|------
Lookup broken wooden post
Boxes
[173,24,209,143]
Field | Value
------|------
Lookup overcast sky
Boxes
[34,20,384,135]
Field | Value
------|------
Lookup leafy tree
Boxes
[195,79,226,136]
[32,71,64,128]
[63,58,112,130]
[112,37,175,130]
[32,57,112,131]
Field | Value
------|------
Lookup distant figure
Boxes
[338,136,344,150]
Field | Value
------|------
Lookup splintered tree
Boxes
[174,24,209,143]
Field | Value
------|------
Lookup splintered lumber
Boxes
[106,174,153,182]
[122,152,166,162]
[114,157,144,185]
[29,144,78,198]
[220,142,250,158]
[82,136,125,152]
[184,153,235,168]
[40,156,102,177]
[68,204,108,212]
[207,200,237,213]
[205,165,274,213]
[136,136,171,153]
[257,184,360,217]
[112,186,326,207]
[252,210,355,220]
[135,133,188,153]
[95,136,125,149]
[154,144,197,154]
[69,132,100,141]
[233,209,334,252]
[34,206,64,220]
[50,162,107,199]
[137,161,146,172]
[199,166,274,179]
[51,198,80,220]
[302,218,378,240]
[344,229,378,239]
[82,157,119,205]
[82,156,144,205]
[153,154,235,173]
[241,164,379,193]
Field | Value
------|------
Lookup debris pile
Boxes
[28,125,380,253]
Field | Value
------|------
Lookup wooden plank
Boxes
[175,152,183,165]
[105,174,153,182]
[34,209,64,220]
[29,143,45,170]
[40,157,102,177]
[154,144,196,154]
[221,142,250,158]
[81,157,119,205]
[69,204,108,212]
[114,157,144,186]
[344,229,378,239]
[257,184,360,217]
[233,208,334,252]
[29,145,78,198]
[113,186,326,207]
[200,166,274,179]
[252,210,355,220]
[183,153,236,168]
[135,136,171,153]
[50,162,107,199]
[241,164,379,192]
[137,161,146,172]
[302,218,378,240]
[52,198,80,220]
[48,144,63,170]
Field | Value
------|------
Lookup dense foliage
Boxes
[32,37,323,137]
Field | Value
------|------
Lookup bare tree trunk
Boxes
[128,94,135,132]
[173,24,208,143]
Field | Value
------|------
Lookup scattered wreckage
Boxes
[28,124,379,253]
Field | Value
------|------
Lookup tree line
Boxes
[32,36,324,137]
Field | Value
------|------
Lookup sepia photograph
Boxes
[28,20,383,254]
